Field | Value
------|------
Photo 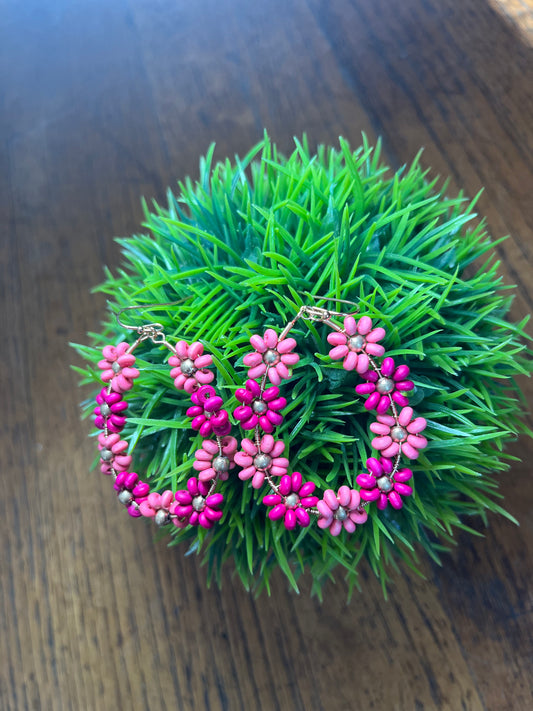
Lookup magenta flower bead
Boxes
[234,379,286,433]
[234,434,288,489]
[243,329,299,386]
[327,316,386,374]
[139,489,175,525]
[169,340,214,394]
[370,406,427,459]
[186,385,230,438]
[357,457,413,510]
[94,388,128,432]
[316,486,368,536]
[355,357,414,414]
[113,471,149,517]
[97,432,132,474]
[98,342,140,392]
[172,477,224,529]
[193,436,238,482]
[263,472,319,530]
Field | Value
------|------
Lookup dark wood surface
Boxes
[2,1,533,709]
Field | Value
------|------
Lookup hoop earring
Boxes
[93,304,236,530]
[233,297,427,535]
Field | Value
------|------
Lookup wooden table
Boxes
[2,1,532,708]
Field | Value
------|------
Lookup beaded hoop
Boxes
[232,303,428,536]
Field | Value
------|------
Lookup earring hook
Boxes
[115,298,190,331]
[298,292,359,320]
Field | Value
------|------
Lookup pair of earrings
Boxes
[93,298,427,537]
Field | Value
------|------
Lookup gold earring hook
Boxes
[297,292,359,322]
[115,298,190,331]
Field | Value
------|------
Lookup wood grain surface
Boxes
[1,1,532,709]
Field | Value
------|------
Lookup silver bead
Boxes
[252,399,268,414]
[212,455,230,472]
[154,510,169,527]
[118,489,133,505]
[99,402,111,417]
[253,453,272,470]
[263,349,279,365]
[284,493,299,509]
[111,361,121,373]
[348,335,366,351]
[377,476,393,493]
[100,448,113,461]
[391,425,407,442]
[334,507,348,521]
[180,358,196,375]
[376,377,394,394]
[192,495,205,512]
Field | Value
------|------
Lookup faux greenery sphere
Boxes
[75,133,532,598]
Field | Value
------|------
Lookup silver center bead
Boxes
[117,489,133,505]
[285,493,299,509]
[100,448,113,461]
[376,377,394,394]
[100,402,111,417]
[154,510,169,527]
[180,358,196,375]
[192,495,205,512]
[212,455,230,472]
[391,425,407,442]
[252,399,268,414]
[253,453,272,470]
[334,507,348,521]
[377,476,393,493]
[263,349,279,365]
[111,361,121,373]
[348,335,366,351]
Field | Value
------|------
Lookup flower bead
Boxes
[355,357,414,414]
[193,436,238,482]
[263,472,319,530]
[186,385,231,437]
[327,316,386,374]
[370,406,427,459]
[169,340,214,394]
[139,489,175,526]
[234,434,288,489]
[98,342,140,392]
[316,486,368,535]
[234,379,286,433]
[242,329,299,386]
[94,388,128,432]
[172,477,224,529]
[97,432,132,474]
[113,471,150,518]
[357,457,413,510]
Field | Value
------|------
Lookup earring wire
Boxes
[115,298,190,331]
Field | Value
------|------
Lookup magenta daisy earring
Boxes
[233,297,428,536]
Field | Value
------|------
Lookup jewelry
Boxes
[233,297,428,536]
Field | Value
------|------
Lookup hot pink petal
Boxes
[377,493,389,510]
[357,473,377,488]
[394,482,413,497]
[360,488,380,502]
[388,491,403,509]
[295,508,310,527]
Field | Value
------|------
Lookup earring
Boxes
[93,304,236,530]
[232,297,427,536]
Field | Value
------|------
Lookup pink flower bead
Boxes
[139,489,175,526]
[234,379,286,433]
[94,388,128,432]
[169,340,214,393]
[234,434,288,489]
[243,329,299,386]
[97,432,132,473]
[98,342,140,392]
[327,316,385,374]
[263,472,319,530]
[355,357,414,414]
[193,436,238,482]
[370,406,427,459]
[316,486,368,536]
[357,457,413,510]
[172,477,224,529]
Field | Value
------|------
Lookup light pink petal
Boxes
[401,442,420,460]
[199,468,216,482]
[263,329,278,348]
[248,364,266,379]
[356,316,373,335]
[277,337,297,354]
[270,466,288,476]
[330,345,349,360]
[377,413,396,427]
[327,332,347,346]
[317,500,332,518]
[280,353,299,365]
[243,352,262,366]
[261,434,275,453]
[407,434,427,449]
[272,456,289,468]
[188,342,203,360]
[115,374,132,391]
[324,489,339,511]
[329,519,343,536]
[139,501,155,517]
[343,351,358,371]
[349,508,368,524]
[407,417,427,434]
[121,367,140,379]
[117,353,136,367]
[174,373,187,389]
[275,363,290,379]
[338,486,351,507]
[349,489,361,509]
[194,355,212,368]
[222,437,238,455]
[234,453,253,467]
[241,439,257,456]
[317,516,331,529]
[343,519,356,534]
[344,316,358,335]
[252,471,266,489]
[202,440,219,454]
[355,353,369,374]
[382,442,400,458]
[268,368,281,385]
[270,441,285,457]
[176,340,189,358]
[193,460,212,471]
[398,407,414,427]
[184,378,198,393]
[372,435,393,451]
[250,334,267,353]
[238,466,257,481]
[370,422,391,435]
[148,492,161,508]
[365,343,385,357]
[102,345,117,360]
[366,327,386,343]
[116,342,130,355]
[101,369,114,382]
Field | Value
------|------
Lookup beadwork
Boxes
[233,304,428,536]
